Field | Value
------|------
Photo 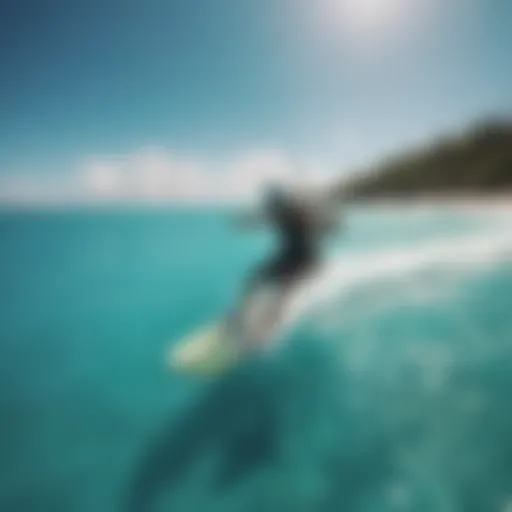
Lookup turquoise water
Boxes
[1,206,511,512]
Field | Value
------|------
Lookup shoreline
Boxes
[349,194,512,213]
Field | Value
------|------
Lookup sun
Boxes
[338,0,408,33]
[319,0,432,51]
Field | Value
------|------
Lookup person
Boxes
[230,183,341,345]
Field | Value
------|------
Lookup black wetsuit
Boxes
[253,204,319,286]
[232,198,334,334]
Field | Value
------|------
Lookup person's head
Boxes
[263,183,291,213]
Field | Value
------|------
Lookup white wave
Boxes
[284,225,512,329]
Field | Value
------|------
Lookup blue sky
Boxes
[0,0,511,202]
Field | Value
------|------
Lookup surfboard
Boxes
[166,255,338,377]
[167,284,288,376]
[166,322,242,375]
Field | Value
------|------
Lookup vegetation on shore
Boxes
[342,119,512,199]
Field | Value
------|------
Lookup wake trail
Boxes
[284,224,512,331]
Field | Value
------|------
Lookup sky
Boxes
[0,0,511,202]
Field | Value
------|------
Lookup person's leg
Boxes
[257,277,294,339]
[260,256,318,335]
[246,257,306,344]
[226,256,277,331]
[229,253,317,346]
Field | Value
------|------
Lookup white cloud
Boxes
[80,147,324,203]
[84,158,122,196]
[82,148,206,201]
[81,147,297,203]
[1,147,332,204]
[223,150,296,196]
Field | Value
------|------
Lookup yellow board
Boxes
[167,261,332,376]
[167,284,291,376]
[167,322,244,376]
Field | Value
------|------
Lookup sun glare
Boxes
[319,0,435,51]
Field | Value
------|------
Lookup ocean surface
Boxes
[0,204,511,512]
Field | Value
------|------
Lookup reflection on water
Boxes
[127,338,393,512]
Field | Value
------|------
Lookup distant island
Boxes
[342,119,512,200]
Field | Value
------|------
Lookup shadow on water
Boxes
[126,335,394,512]
[126,358,282,512]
